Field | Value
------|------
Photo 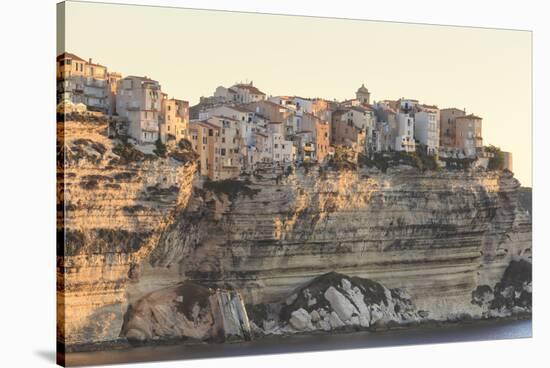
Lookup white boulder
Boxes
[324,286,358,322]
[349,316,360,326]
[310,309,321,323]
[319,318,332,331]
[328,311,346,329]
[341,278,352,291]
[289,308,313,331]
[359,315,370,327]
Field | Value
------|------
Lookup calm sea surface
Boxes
[64,319,532,367]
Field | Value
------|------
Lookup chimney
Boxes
[89,58,92,64]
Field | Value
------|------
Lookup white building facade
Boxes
[116,76,163,143]
[414,105,440,154]
[395,112,416,152]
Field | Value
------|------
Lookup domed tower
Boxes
[356,84,370,104]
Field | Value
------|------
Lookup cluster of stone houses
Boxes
[57,52,512,180]
[57,53,188,145]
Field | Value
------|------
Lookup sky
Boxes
[61,1,532,186]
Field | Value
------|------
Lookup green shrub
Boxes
[204,178,260,200]
[359,151,426,172]
[328,146,357,171]
[415,144,439,171]
[154,139,167,158]
[440,156,475,170]
[112,142,146,164]
[284,165,294,177]
[170,138,198,163]
[485,145,505,171]
[301,160,316,174]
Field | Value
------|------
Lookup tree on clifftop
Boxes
[485,145,505,171]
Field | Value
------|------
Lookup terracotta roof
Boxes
[420,104,439,110]
[125,75,157,83]
[88,62,107,68]
[211,115,240,122]
[456,114,482,120]
[440,107,465,112]
[192,120,220,130]
[233,84,266,95]
[229,105,254,113]
[248,100,291,111]
[57,52,86,62]
[166,98,189,106]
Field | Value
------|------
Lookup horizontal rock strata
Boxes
[58,124,532,347]
[152,166,531,321]
[57,120,196,346]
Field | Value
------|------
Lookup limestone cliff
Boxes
[57,118,197,347]
[58,123,532,348]
[148,165,531,326]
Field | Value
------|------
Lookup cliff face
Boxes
[148,165,531,324]
[57,120,197,346]
[59,123,531,347]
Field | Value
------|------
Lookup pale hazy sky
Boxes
[62,1,532,186]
